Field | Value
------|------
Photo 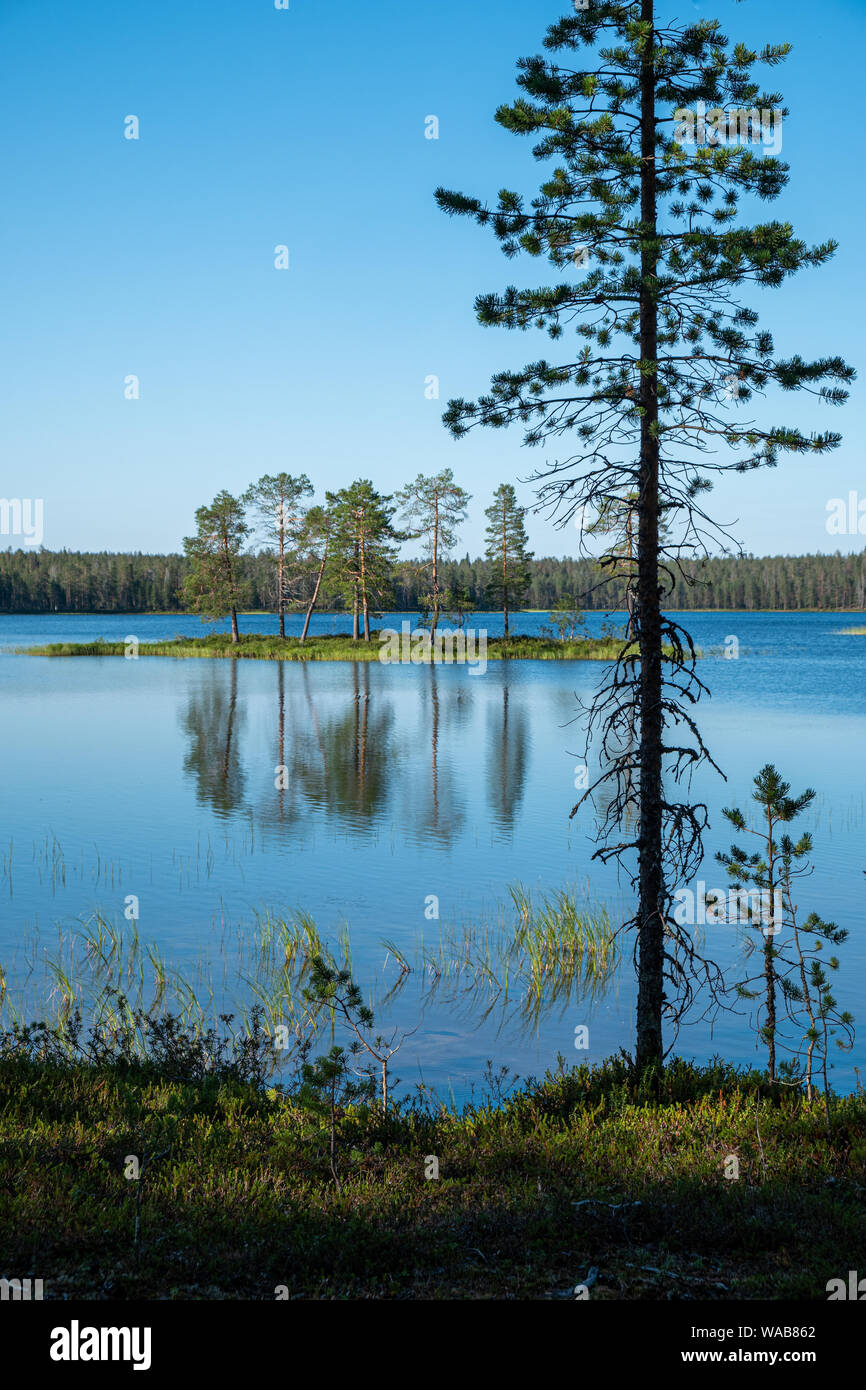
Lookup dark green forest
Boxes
[2,547,865,614]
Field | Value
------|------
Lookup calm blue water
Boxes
[1,609,864,1097]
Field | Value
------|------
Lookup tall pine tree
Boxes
[328,480,403,641]
[395,469,471,635]
[484,483,533,636]
[243,472,313,638]
[183,491,250,644]
[437,3,853,1071]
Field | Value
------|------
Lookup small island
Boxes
[23,630,643,663]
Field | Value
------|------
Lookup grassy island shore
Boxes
[1,1039,862,1301]
[22,632,673,663]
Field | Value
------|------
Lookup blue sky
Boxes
[1,0,863,559]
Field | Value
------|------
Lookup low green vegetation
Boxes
[1,1009,863,1300]
[23,632,671,662]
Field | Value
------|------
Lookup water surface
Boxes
[1,609,863,1097]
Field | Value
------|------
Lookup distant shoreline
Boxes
[4,607,866,618]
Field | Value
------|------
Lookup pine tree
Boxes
[483,484,533,636]
[717,765,854,1113]
[395,469,471,635]
[436,3,853,1072]
[243,473,313,638]
[327,480,403,641]
[182,491,250,643]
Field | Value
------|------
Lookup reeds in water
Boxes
[0,884,620,1063]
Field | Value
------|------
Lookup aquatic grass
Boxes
[0,884,620,1070]
[263,909,323,970]
[80,912,142,990]
[1,835,144,899]
[0,903,358,1073]
[237,970,299,1041]
[511,884,618,982]
[45,960,77,1027]
[2,916,223,1053]
[145,941,168,1010]
[380,938,412,993]
[91,986,141,1055]
[416,883,620,1033]
[30,833,69,892]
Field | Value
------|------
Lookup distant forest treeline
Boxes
[1,547,865,614]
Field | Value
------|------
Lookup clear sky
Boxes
[1,0,863,559]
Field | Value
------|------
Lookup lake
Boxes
[1,608,864,1099]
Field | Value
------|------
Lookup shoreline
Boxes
[3,606,866,618]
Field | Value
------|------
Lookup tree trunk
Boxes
[278,524,286,639]
[764,815,777,1082]
[764,942,777,1082]
[352,535,360,640]
[626,586,637,643]
[300,543,328,643]
[221,527,241,645]
[329,1075,341,1193]
[502,505,509,638]
[635,0,664,1076]
[431,495,440,637]
[360,533,370,641]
